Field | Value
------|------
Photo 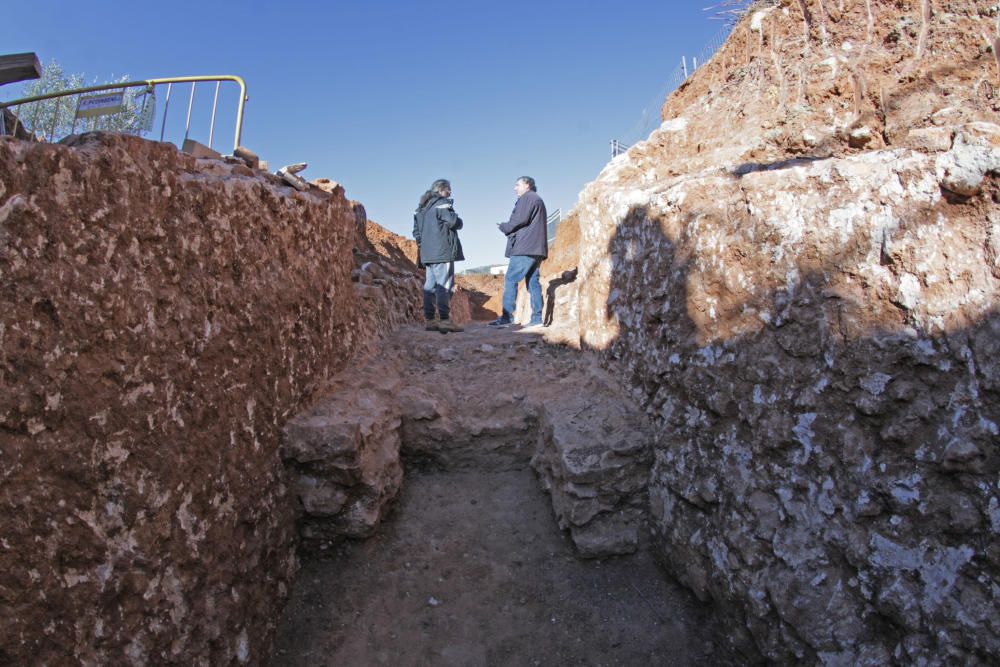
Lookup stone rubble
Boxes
[532,377,653,557]
[282,366,403,547]
[281,324,653,560]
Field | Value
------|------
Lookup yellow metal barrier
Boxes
[0,75,248,152]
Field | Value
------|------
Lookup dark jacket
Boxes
[413,196,464,264]
[499,190,548,258]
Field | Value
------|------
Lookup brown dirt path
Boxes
[271,324,731,666]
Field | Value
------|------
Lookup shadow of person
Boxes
[601,191,1000,665]
[603,205,699,363]
[543,269,577,326]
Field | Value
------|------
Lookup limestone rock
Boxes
[282,382,403,545]
[532,387,652,557]
[936,123,1000,196]
[541,2,1000,663]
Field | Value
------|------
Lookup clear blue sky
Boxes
[3,1,731,268]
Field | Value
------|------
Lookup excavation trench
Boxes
[272,324,730,665]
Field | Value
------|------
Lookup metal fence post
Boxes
[71,94,79,135]
[183,82,196,142]
[160,82,173,142]
[208,80,220,149]
[48,96,61,142]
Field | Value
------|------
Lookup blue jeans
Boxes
[423,261,455,320]
[502,255,543,323]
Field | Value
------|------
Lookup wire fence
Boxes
[611,2,775,151]
[614,20,735,149]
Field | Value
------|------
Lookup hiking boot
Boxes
[437,318,464,333]
[488,316,511,328]
[425,318,439,331]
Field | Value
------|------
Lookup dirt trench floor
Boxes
[271,323,729,666]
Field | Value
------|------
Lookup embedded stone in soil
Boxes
[271,469,726,666]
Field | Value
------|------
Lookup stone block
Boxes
[532,389,652,557]
[233,145,260,169]
[181,138,222,159]
[283,388,403,546]
[569,508,644,558]
[904,126,953,152]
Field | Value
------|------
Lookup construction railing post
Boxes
[71,94,79,135]
[208,80,220,149]
[184,82,196,142]
[160,82,173,142]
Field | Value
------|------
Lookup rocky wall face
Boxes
[0,133,396,664]
[600,149,1000,664]
[346,204,471,334]
[548,1,1000,663]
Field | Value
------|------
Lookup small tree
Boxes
[14,60,150,140]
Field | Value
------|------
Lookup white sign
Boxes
[76,92,125,118]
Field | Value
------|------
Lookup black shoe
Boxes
[437,319,464,333]
[488,316,511,328]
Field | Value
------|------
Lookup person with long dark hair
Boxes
[413,178,465,332]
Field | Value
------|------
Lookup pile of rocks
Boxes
[280,325,655,561]
[532,386,652,557]
[282,368,404,547]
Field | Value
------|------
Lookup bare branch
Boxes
[816,0,830,47]
[992,34,1000,82]
[865,0,874,44]
[796,0,814,54]
[994,10,1000,82]
[915,0,931,60]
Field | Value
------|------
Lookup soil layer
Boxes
[272,468,724,666]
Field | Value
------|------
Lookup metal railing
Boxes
[546,207,562,244]
[0,75,248,153]
[610,140,630,158]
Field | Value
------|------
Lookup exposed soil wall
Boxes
[0,133,420,664]
[456,273,504,320]
[545,1,1000,663]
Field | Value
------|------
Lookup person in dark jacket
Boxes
[413,178,465,333]
[491,176,548,328]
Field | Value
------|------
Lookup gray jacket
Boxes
[413,196,464,264]
[499,190,548,258]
